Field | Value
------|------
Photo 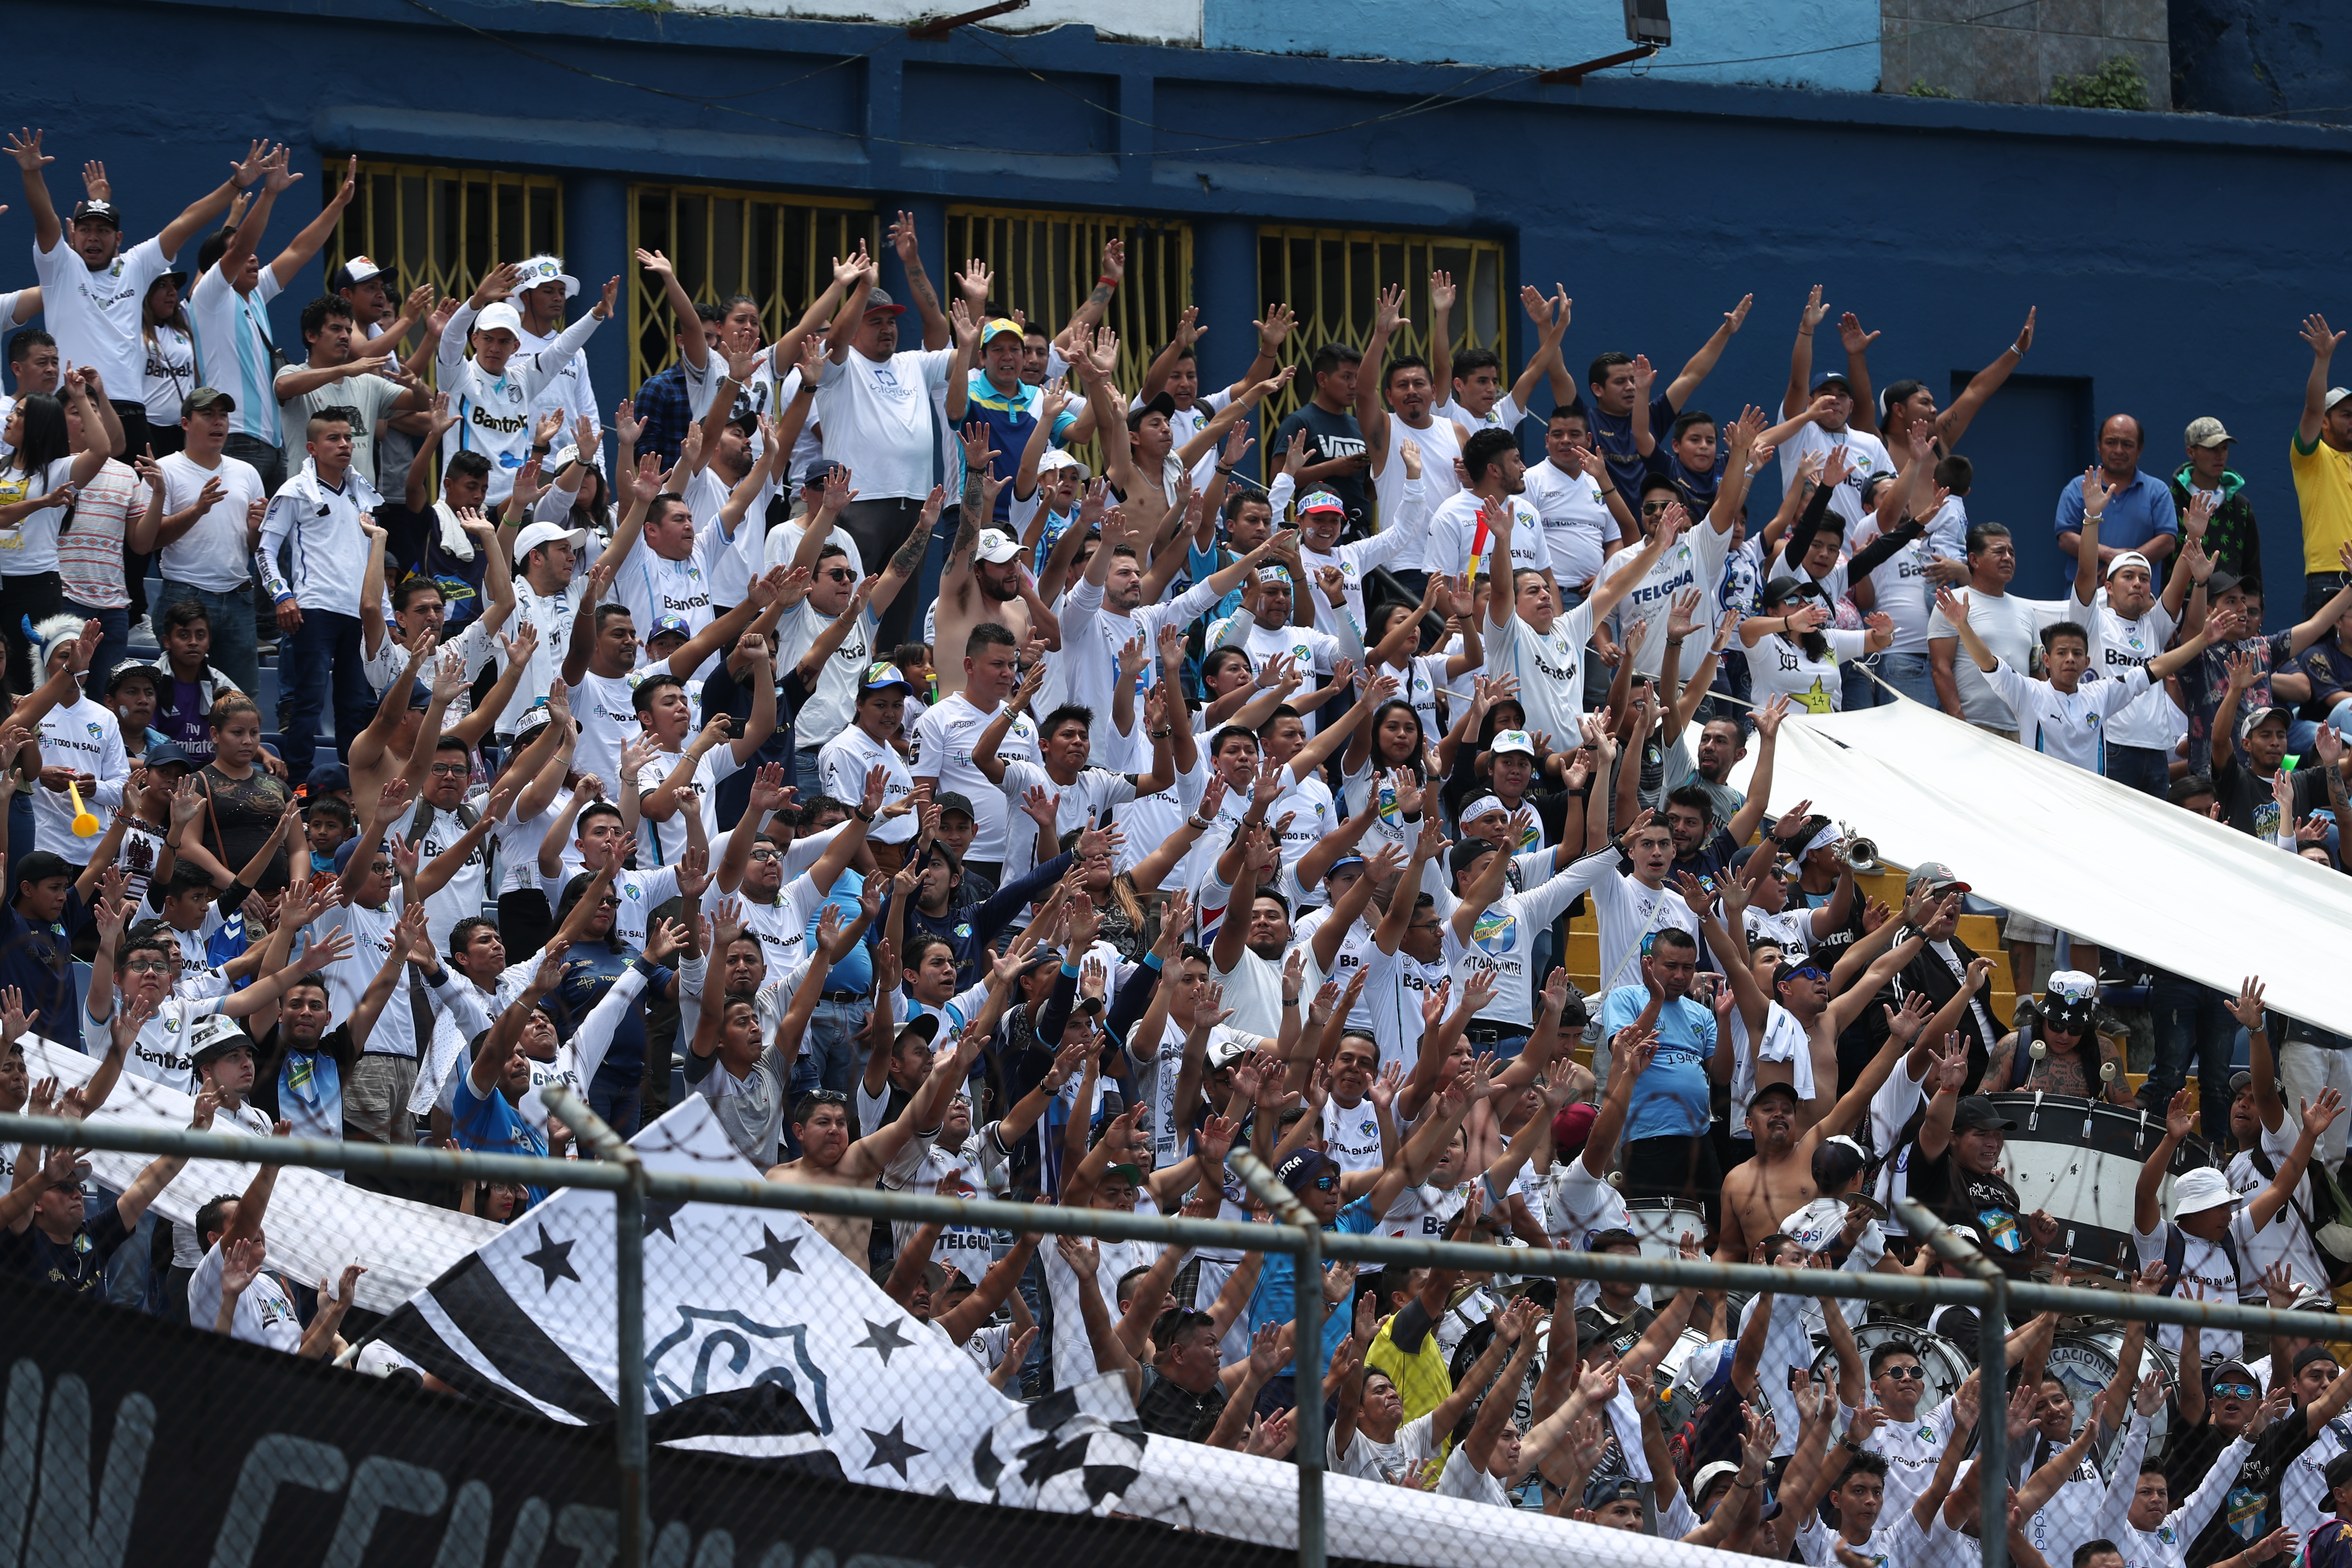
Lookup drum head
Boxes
[2048,1332,2178,1443]
[1989,1093,2211,1274]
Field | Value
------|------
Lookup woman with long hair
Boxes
[0,371,115,696]
[181,694,295,893]
[139,271,196,457]
[1741,576,1893,716]
[1341,697,1431,861]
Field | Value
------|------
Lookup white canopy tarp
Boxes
[15,1037,500,1314]
[1726,701,2350,1035]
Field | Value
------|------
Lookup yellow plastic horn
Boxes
[66,781,99,838]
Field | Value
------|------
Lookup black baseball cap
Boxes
[71,199,120,228]
[1953,1096,2017,1133]
[181,386,236,417]
[1127,391,1177,429]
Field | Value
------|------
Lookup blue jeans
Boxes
[280,606,370,781]
[153,580,260,700]
[2104,743,2173,798]
[2145,973,2238,1144]
[1876,651,1939,707]
[61,601,129,694]
[588,1063,643,1138]
[805,996,870,1093]
[1840,658,1879,711]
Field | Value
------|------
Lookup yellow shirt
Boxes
[1366,1312,1455,1430]
[2290,430,2352,573]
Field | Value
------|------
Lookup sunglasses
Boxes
[1783,966,1828,983]
[802,1090,847,1106]
[1879,1365,1925,1381]
[2213,1381,2259,1400]
[822,569,856,582]
[1308,1173,1339,1191]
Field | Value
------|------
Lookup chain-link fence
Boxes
[3,1081,2347,1568]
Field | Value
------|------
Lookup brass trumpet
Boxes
[1834,824,1880,875]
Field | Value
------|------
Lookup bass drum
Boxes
[1625,1197,1708,1266]
[1990,1093,2211,1275]
[1812,1321,1972,1417]
[2047,1330,2179,1447]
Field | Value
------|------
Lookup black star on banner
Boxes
[641,1196,687,1242]
[521,1225,579,1292]
[853,1317,916,1366]
[862,1419,927,1480]
[743,1227,802,1284]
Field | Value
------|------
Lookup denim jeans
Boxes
[2103,743,2173,799]
[2306,573,2351,621]
[153,579,260,700]
[61,601,129,695]
[805,996,870,1093]
[2144,972,2238,1143]
[281,606,370,781]
[1877,651,1940,707]
[1840,658,1879,711]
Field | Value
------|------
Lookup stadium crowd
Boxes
[8,129,2352,1566]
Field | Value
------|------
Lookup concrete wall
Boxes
[2173,0,2352,120]
[1883,0,2170,107]
[16,0,2352,615]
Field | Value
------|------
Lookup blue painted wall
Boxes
[2174,0,2352,121]
[1202,0,1883,89]
[11,0,2352,613]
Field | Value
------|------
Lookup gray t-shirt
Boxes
[279,370,407,490]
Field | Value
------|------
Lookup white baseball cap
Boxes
[2171,1165,2242,1219]
[475,302,525,338]
[513,255,579,298]
[974,528,1022,565]
[1491,729,1538,759]
[1037,448,1087,476]
[513,520,592,563]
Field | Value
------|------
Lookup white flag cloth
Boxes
[1727,701,2352,1036]
[15,1035,499,1314]
[376,1096,1025,1500]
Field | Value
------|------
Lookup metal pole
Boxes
[1296,1224,1325,1568]
[1899,1200,2010,1568]
[542,1091,649,1568]
[1980,1271,2008,1568]
[1226,1152,1325,1568]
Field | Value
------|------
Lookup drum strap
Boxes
[2247,1144,2324,1243]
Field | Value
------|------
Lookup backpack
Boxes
[2160,1219,2245,1302]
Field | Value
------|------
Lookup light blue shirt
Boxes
[2054,469,2178,560]
[1600,983,1715,1140]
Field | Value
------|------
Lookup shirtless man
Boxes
[768,1023,980,1262]
[931,421,1055,697]
[1715,981,1938,1262]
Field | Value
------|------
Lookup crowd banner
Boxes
[16,1036,500,1315]
[1731,702,2352,1035]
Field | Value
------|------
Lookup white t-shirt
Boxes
[1748,627,1871,715]
[683,463,778,610]
[1422,491,1550,580]
[1984,660,2155,773]
[612,533,716,671]
[996,760,1135,885]
[817,727,915,844]
[1848,517,1941,656]
[34,233,175,393]
[1861,1391,1959,1521]
[154,451,268,592]
[1779,421,1895,535]
[141,322,197,425]
[2226,1115,2328,1306]
[2081,587,2184,750]
[1321,1094,1385,1176]
[435,302,604,503]
[0,455,76,573]
[1486,600,1596,747]
[632,747,741,867]
[1442,870,1586,1029]
[188,1238,305,1354]
[569,668,643,797]
[1541,1158,1642,1311]
[1519,456,1619,589]
[119,993,229,1090]
[2132,1213,2259,1362]
[911,693,1038,863]
[1547,848,1700,1002]
[1357,943,1448,1076]
[778,596,874,746]
[1602,520,1736,678]
[33,695,129,860]
[811,347,954,502]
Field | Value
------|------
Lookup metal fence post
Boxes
[1980,1271,2007,1568]
[1295,1224,1325,1568]
[1899,1201,2008,1568]
[543,1089,650,1568]
[1227,1150,1325,1568]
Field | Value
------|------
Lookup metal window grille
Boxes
[323,160,565,328]
[945,205,1192,462]
[627,184,879,394]
[1254,227,1509,439]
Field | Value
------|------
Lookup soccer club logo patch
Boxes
[1470,909,1517,957]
